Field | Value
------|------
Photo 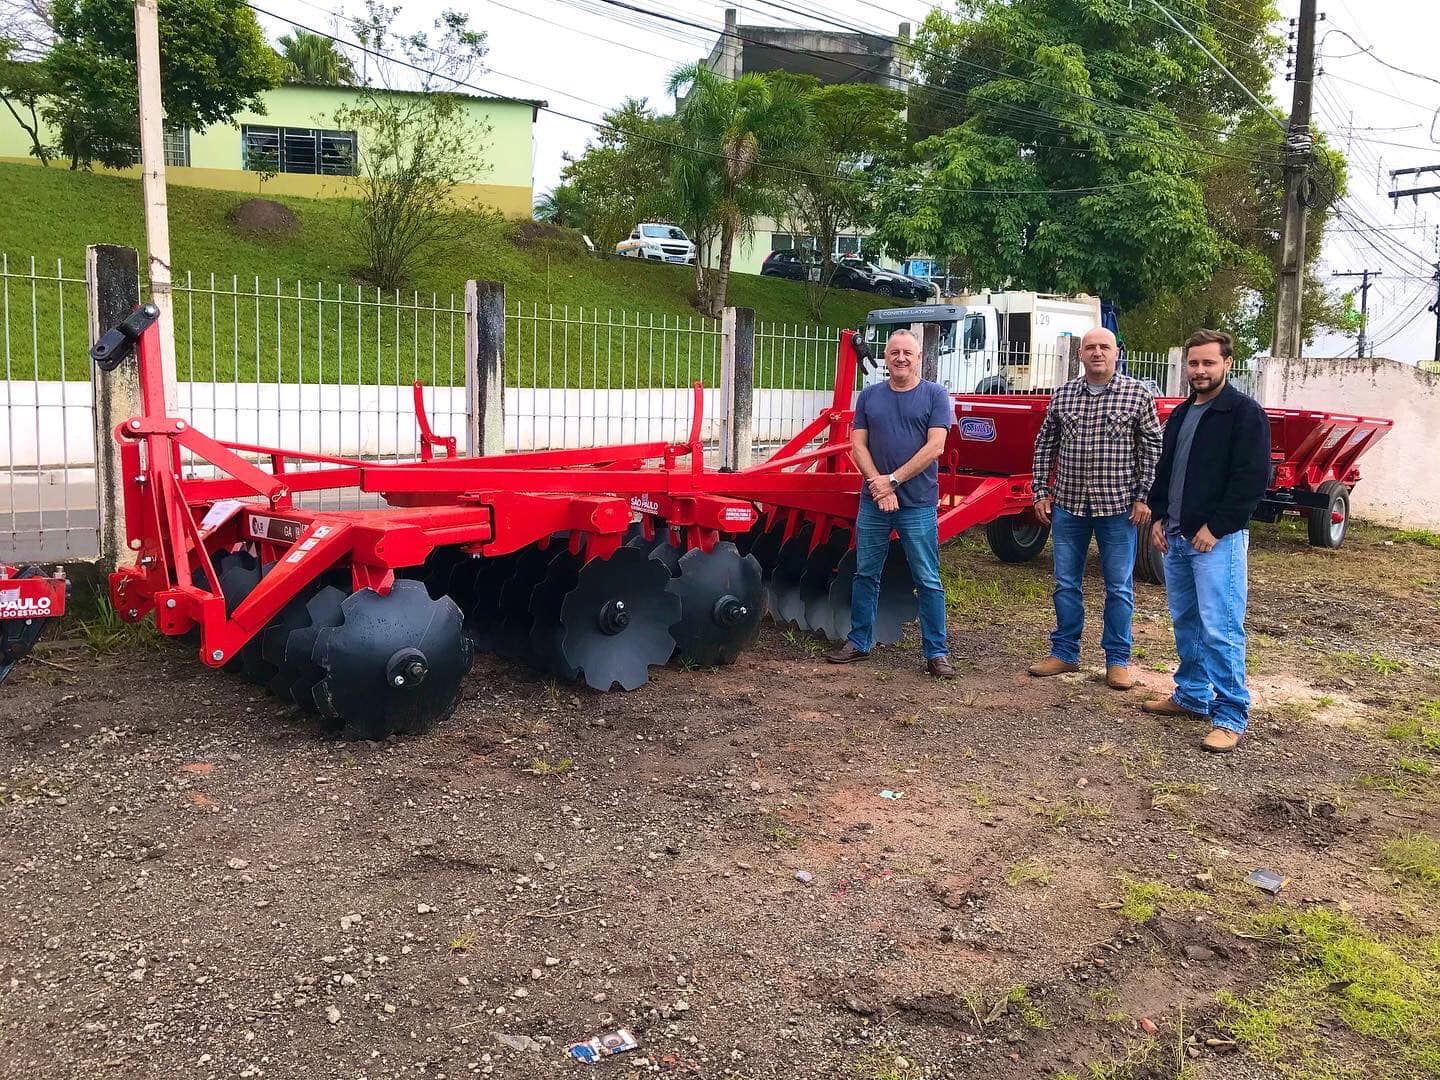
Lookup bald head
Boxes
[1079,326,1118,384]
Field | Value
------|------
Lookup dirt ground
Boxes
[2,519,1439,1080]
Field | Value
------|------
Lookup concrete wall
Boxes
[1259,356,1440,530]
[0,85,537,217]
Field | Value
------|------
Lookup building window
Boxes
[163,124,190,167]
[771,232,818,252]
[241,125,358,176]
[836,234,861,256]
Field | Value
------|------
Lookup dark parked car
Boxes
[761,249,873,290]
[840,258,935,300]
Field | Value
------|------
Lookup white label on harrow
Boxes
[722,507,753,523]
[298,538,319,552]
[199,500,245,536]
[631,496,660,515]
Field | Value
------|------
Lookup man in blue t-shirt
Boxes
[825,329,956,677]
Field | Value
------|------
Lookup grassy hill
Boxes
[0,163,879,383]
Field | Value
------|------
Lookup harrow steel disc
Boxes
[732,516,767,559]
[747,520,787,576]
[311,580,472,740]
[825,541,918,646]
[559,547,679,691]
[495,545,565,665]
[217,553,264,678]
[666,542,764,667]
[259,581,327,700]
[767,524,816,629]
[463,551,520,651]
[276,585,346,713]
[798,529,851,639]
[528,549,583,680]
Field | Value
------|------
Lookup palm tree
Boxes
[278,30,357,86]
[533,183,589,231]
[666,64,809,316]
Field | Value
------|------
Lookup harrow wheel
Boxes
[798,529,851,639]
[528,549,583,681]
[463,552,520,651]
[825,541,918,646]
[311,580,472,740]
[767,524,816,629]
[558,546,679,691]
[664,542,765,667]
[276,585,347,713]
[495,544,565,666]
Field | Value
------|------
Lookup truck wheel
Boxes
[1134,523,1166,586]
[985,516,1050,563]
[1307,480,1350,549]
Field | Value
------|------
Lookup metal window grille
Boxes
[241,125,358,176]
[162,124,190,167]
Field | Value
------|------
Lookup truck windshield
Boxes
[867,321,957,353]
[641,225,687,240]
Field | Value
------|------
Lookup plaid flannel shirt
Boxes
[1031,374,1163,518]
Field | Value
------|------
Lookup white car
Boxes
[615,223,696,265]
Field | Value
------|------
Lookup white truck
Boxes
[864,291,1103,392]
[614,223,696,265]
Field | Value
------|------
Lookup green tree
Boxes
[42,0,280,169]
[872,0,1347,350]
[772,78,904,318]
[667,64,809,317]
[0,36,57,163]
[277,28,355,86]
[533,182,590,231]
[558,97,678,253]
[338,1,490,290]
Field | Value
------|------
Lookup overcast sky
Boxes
[258,0,1440,361]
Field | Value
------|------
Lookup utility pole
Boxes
[1431,263,1440,363]
[1273,0,1317,360]
[133,0,178,411]
[1331,269,1382,357]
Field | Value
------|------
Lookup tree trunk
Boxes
[712,217,735,319]
[692,248,710,316]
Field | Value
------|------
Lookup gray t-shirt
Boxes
[1167,400,1212,528]
[1083,378,1111,395]
[852,380,954,508]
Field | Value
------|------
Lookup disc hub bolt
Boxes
[713,594,747,628]
[597,599,630,635]
[386,648,429,689]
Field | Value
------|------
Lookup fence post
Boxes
[87,244,140,571]
[466,279,506,456]
[719,306,756,469]
[920,322,940,383]
[1166,346,1185,398]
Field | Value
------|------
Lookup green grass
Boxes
[1390,528,1440,549]
[1218,907,1440,1078]
[1381,834,1440,888]
[0,162,879,386]
[1117,876,1206,924]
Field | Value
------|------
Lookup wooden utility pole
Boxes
[133,0,178,411]
[1273,0,1317,361]
[1331,269,1382,357]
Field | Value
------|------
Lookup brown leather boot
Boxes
[1140,696,1206,721]
[1028,656,1079,677]
[926,656,956,679]
[825,641,870,664]
[1105,665,1135,690]
[1200,727,1243,753]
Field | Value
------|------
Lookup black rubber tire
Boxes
[984,516,1050,563]
[875,282,894,296]
[1307,480,1350,549]
[1134,523,1166,586]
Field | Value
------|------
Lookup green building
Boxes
[0,82,543,218]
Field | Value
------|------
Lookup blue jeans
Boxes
[847,499,948,659]
[1048,505,1136,666]
[1163,525,1250,734]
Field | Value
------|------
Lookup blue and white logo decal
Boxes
[959,417,996,442]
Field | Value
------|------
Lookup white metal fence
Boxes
[0,250,1259,564]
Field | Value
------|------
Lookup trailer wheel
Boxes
[1134,522,1166,586]
[985,516,1050,563]
[1307,480,1350,549]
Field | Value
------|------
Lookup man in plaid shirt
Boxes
[1027,328,1162,689]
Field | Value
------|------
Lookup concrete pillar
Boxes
[721,8,742,80]
[466,280,507,456]
[87,244,141,571]
[719,306,756,469]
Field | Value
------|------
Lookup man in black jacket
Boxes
[1141,329,1271,752]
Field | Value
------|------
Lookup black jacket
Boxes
[1146,380,1271,540]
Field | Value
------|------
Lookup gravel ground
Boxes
[2,522,1437,1079]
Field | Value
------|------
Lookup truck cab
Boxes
[614,223,696,265]
[864,292,1102,392]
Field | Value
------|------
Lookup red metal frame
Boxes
[0,567,67,621]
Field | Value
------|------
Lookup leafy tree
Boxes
[557,97,677,253]
[533,182,590,231]
[872,0,1347,350]
[40,0,280,169]
[339,1,490,290]
[772,78,904,318]
[0,36,56,163]
[667,63,809,317]
[277,28,355,86]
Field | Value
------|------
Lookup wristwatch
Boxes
[888,473,899,488]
